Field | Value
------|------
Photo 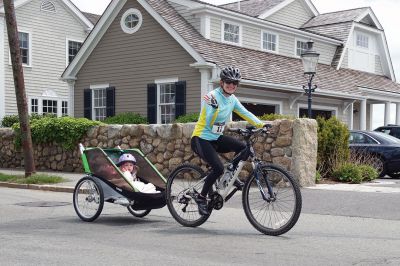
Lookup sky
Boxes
[70,0,399,128]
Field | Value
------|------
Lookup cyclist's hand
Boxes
[263,123,272,129]
[204,93,218,109]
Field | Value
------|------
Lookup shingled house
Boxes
[61,0,400,129]
[0,0,100,122]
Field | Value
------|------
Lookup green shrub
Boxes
[317,116,350,178]
[103,112,147,124]
[12,116,101,150]
[175,113,199,123]
[315,170,321,183]
[358,164,379,181]
[332,163,363,183]
[1,115,19,127]
[259,113,294,121]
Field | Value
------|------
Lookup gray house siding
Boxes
[3,0,87,115]
[266,0,313,29]
[374,55,384,75]
[209,15,336,65]
[342,49,349,68]
[168,1,201,33]
[74,0,201,118]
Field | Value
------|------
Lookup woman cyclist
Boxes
[191,66,265,215]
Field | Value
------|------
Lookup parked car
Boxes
[349,130,400,178]
[374,124,400,139]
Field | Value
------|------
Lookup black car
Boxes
[374,125,400,139]
[349,130,400,178]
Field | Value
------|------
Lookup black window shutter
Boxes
[175,81,186,119]
[147,83,157,124]
[106,87,115,118]
[83,89,92,119]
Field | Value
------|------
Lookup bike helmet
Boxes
[117,153,136,166]
[220,66,241,82]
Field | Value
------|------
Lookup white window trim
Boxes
[221,20,242,46]
[238,97,283,115]
[65,38,84,67]
[155,78,178,124]
[294,37,308,58]
[28,96,66,117]
[9,29,32,67]
[120,8,143,34]
[90,84,109,121]
[297,103,338,117]
[260,30,279,53]
[355,32,369,49]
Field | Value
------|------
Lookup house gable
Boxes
[259,0,318,24]
[72,0,202,118]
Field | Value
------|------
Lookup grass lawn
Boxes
[0,173,67,184]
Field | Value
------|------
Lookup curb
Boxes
[0,182,74,193]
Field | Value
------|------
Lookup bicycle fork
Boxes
[254,163,276,202]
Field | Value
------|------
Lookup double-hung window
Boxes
[19,32,30,65]
[159,83,176,124]
[42,100,58,115]
[62,101,68,116]
[223,22,240,44]
[31,99,39,114]
[262,32,278,52]
[356,34,369,49]
[296,40,308,57]
[93,89,107,121]
[67,40,82,64]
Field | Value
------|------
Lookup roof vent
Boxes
[41,1,56,13]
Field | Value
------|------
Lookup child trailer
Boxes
[73,144,167,222]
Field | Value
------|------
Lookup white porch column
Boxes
[67,80,75,117]
[396,103,400,125]
[360,99,367,130]
[0,17,5,122]
[199,68,211,106]
[384,101,391,126]
[349,102,354,130]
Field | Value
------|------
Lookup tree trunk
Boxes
[3,0,36,177]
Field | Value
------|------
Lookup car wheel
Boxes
[370,155,385,177]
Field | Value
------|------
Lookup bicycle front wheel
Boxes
[166,164,210,227]
[242,164,302,236]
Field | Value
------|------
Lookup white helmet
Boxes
[117,153,136,166]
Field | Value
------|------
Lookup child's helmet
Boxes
[117,153,136,166]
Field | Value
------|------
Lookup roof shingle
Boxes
[302,7,368,28]
[219,0,286,17]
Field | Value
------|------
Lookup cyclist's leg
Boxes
[214,135,245,154]
[191,137,224,196]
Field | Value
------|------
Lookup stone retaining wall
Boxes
[0,119,317,186]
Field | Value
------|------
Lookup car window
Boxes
[374,132,400,144]
[349,132,377,144]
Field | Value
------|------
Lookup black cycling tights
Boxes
[191,136,245,197]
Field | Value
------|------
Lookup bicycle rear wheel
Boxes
[166,164,210,227]
[242,164,302,236]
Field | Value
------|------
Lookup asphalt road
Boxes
[1,187,400,265]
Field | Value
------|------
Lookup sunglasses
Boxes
[224,80,239,86]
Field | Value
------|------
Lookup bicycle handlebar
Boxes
[228,123,272,137]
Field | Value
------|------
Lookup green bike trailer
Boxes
[73,144,167,222]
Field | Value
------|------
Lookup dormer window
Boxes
[41,1,56,13]
[262,32,278,52]
[296,40,308,56]
[222,21,241,45]
[356,34,369,49]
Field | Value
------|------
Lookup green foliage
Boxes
[258,113,294,121]
[0,173,66,184]
[317,116,350,178]
[12,116,101,150]
[358,164,379,181]
[332,163,363,183]
[103,112,148,124]
[315,170,321,183]
[175,113,199,123]
[1,114,57,127]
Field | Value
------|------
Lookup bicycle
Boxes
[166,125,302,236]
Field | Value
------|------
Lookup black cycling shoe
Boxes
[234,179,244,190]
[193,194,209,216]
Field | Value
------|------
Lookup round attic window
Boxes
[120,9,142,34]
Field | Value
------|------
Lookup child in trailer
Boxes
[117,153,160,193]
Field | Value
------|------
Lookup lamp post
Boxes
[301,40,320,118]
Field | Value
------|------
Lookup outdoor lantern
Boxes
[301,40,320,74]
[301,39,320,118]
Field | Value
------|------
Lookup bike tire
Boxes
[166,163,211,227]
[242,164,302,236]
[73,176,104,222]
